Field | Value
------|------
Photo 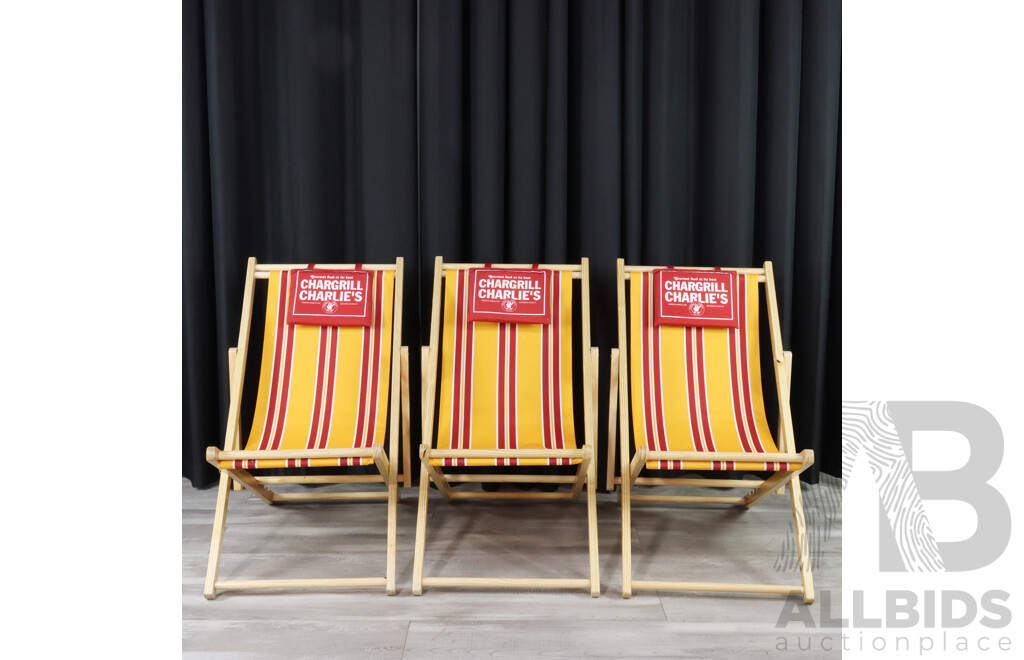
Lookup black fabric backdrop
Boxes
[184,0,840,488]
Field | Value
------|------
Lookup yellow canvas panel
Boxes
[433,269,578,467]
[629,271,793,472]
[221,269,394,469]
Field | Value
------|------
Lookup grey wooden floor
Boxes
[183,475,841,658]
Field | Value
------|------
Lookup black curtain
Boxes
[184,0,840,488]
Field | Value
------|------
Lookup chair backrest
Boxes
[624,264,785,470]
[232,262,398,469]
[426,260,592,467]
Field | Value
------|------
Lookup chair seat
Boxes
[433,268,579,468]
[224,268,394,471]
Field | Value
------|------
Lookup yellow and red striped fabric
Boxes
[629,270,792,472]
[220,269,394,470]
[432,269,578,467]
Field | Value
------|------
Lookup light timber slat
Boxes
[211,447,377,463]
[442,262,582,272]
[449,492,575,501]
[630,494,747,505]
[631,580,803,595]
[605,347,619,491]
[425,448,584,460]
[215,578,388,591]
[443,474,576,484]
[272,492,389,502]
[257,475,383,484]
[614,477,766,488]
[420,577,591,590]
[255,263,398,272]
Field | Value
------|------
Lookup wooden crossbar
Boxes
[208,446,378,464]
[441,262,582,271]
[257,475,384,484]
[272,492,389,502]
[425,448,585,461]
[215,578,387,591]
[622,265,767,283]
[255,262,398,271]
[613,477,767,488]
[421,577,591,590]
[630,494,747,505]
[631,580,803,595]
[444,474,577,484]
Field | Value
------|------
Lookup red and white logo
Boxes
[286,269,373,327]
[653,269,739,328]
[466,268,551,324]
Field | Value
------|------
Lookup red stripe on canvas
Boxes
[304,326,329,456]
[694,329,725,469]
[651,311,670,455]
[735,275,771,469]
[259,271,292,451]
[727,324,756,462]
[317,327,340,452]
[540,286,552,454]
[349,292,373,461]
[640,274,659,462]
[550,272,566,465]
[508,323,518,466]
[446,271,465,466]
[459,273,475,468]
[269,277,299,452]
[359,271,385,466]
[496,322,506,466]
[681,327,704,470]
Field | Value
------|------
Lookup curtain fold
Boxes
[183,0,840,487]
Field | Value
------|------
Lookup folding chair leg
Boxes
[412,457,430,596]
[587,457,600,597]
[204,472,231,600]
[400,346,413,490]
[227,347,242,492]
[606,348,619,492]
[386,482,398,595]
[621,445,633,598]
[790,477,815,604]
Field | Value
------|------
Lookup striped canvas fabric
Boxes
[220,269,394,470]
[629,271,792,472]
[432,269,578,467]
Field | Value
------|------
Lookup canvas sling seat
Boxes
[608,260,815,602]
[413,258,600,596]
[204,258,411,598]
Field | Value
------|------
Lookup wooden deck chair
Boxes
[607,260,815,602]
[413,257,600,596]
[204,258,413,598]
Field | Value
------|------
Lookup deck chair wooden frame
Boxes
[413,257,600,596]
[204,258,413,598]
[608,259,815,603]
